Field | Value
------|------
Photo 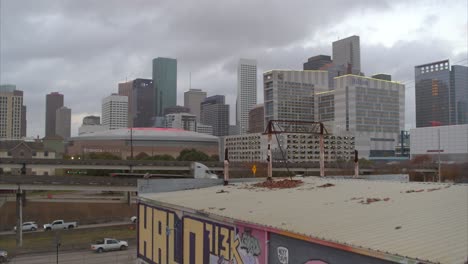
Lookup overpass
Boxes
[0,158,371,173]
[0,175,138,192]
[0,158,437,175]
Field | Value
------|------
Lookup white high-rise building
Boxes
[263,70,329,126]
[334,75,405,158]
[102,94,128,130]
[184,89,207,122]
[236,58,257,134]
[332,35,361,72]
[0,85,24,139]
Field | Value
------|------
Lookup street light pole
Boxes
[130,126,134,160]
[438,128,441,182]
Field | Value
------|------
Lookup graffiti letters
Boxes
[138,203,266,264]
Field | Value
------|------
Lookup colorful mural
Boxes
[138,203,266,264]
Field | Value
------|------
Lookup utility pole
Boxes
[438,128,441,182]
[267,135,273,180]
[223,148,229,186]
[130,127,134,160]
[16,189,23,247]
[319,123,325,177]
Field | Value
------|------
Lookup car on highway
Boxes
[14,221,38,232]
[130,216,137,223]
[90,238,128,253]
[0,249,8,263]
[43,220,77,231]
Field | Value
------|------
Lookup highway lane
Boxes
[0,221,134,236]
[8,247,136,264]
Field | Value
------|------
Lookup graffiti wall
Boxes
[138,202,267,264]
[268,233,394,264]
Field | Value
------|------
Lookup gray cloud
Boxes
[0,0,465,137]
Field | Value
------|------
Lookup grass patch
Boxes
[0,224,136,256]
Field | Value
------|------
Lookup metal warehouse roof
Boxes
[71,127,219,142]
[140,177,468,264]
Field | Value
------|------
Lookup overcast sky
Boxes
[1,0,467,137]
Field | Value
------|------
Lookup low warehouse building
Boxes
[67,127,219,159]
[410,124,468,162]
[137,178,467,264]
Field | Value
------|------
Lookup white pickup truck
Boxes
[90,238,128,253]
[43,220,77,231]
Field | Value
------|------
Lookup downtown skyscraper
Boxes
[332,35,361,73]
[415,59,468,127]
[119,78,154,127]
[153,57,177,117]
[0,85,25,139]
[102,94,128,130]
[201,95,229,137]
[45,92,64,137]
[236,58,257,134]
[184,89,207,122]
[55,106,71,139]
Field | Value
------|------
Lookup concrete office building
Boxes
[45,92,64,137]
[201,95,229,137]
[415,60,468,127]
[225,132,355,163]
[237,58,257,134]
[334,75,405,158]
[332,35,361,72]
[248,104,264,133]
[452,65,468,125]
[55,106,71,139]
[184,89,207,122]
[21,105,26,138]
[303,55,333,70]
[316,90,335,122]
[229,125,239,136]
[118,80,133,127]
[102,94,128,130]
[0,85,24,139]
[153,57,177,117]
[119,79,154,127]
[410,124,468,162]
[196,123,213,135]
[263,70,329,127]
[164,113,197,132]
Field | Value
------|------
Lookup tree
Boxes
[210,154,220,161]
[411,155,432,166]
[177,149,209,161]
[144,154,175,161]
[135,152,149,160]
[87,152,121,160]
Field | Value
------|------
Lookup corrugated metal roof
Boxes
[140,177,468,264]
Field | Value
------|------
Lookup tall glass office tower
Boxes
[152,57,177,117]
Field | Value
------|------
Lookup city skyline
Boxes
[0,0,466,137]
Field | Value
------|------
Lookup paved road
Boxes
[0,221,134,236]
[8,247,136,264]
